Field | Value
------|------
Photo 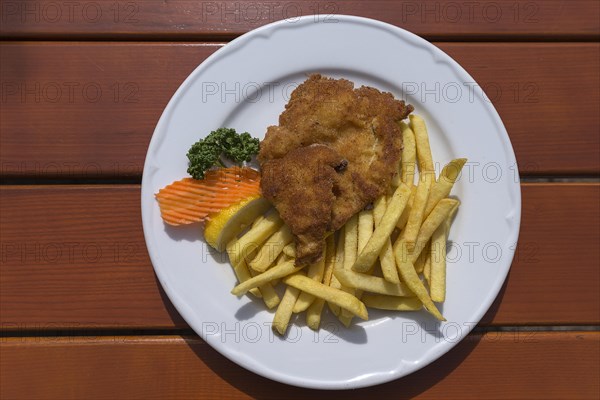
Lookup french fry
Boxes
[379,237,400,283]
[247,261,280,308]
[344,214,359,270]
[306,299,326,330]
[329,229,345,287]
[293,249,325,313]
[410,198,459,263]
[268,252,295,287]
[396,185,417,229]
[358,210,374,252]
[424,246,433,285]
[403,173,433,251]
[269,254,287,287]
[353,183,411,274]
[379,240,399,284]
[283,274,368,320]
[227,212,283,268]
[231,259,304,296]
[430,201,460,302]
[362,294,422,311]
[340,214,360,319]
[403,113,436,250]
[252,213,267,228]
[424,158,467,217]
[328,229,345,316]
[282,243,295,258]
[338,209,375,323]
[338,312,353,328]
[409,114,434,172]
[273,285,301,335]
[322,235,337,286]
[374,194,401,284]
[394,241,445,321]
[392,122,417,188]
[446,201,460,231]
[249,225,293,272]
[306,236,336,330]
[399,121,417,189]
[328,297,342,317]
[273,251,291,275]
[334,269,414,297]
[429,224,447,303]
[373,195,387,224]
[226,241,262,298]
[257,280,280,309]
[414,240,431,275]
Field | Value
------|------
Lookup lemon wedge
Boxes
[204,196,271,252]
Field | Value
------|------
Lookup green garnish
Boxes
[186,128,260,179]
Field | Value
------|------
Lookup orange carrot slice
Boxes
[155,167,261,225]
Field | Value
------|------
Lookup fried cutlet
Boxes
[261,144,347,265]
[259,74,413,264]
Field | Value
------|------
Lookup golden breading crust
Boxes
[259,74,413,264]
[261,144,347,265]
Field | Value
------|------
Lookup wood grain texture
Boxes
[1,332,599,399]
[1,42,599,178]
[1,1,598,40]
[0,185,187,330]
[0,42,221,179]
[478,183,600,325]
[1,183,598,330]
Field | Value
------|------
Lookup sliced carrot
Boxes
[155,167,261,225]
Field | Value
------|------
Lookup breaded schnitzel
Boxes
[259,74,413,264]
[260,144,347,265]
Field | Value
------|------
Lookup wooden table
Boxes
[1,1,599,398]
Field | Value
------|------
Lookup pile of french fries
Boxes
[226,115,467,335]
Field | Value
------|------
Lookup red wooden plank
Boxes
[1,332,599,399]
[1,1,598,39]
[1,42,598,178]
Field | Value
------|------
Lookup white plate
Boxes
[141,15,521,389]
